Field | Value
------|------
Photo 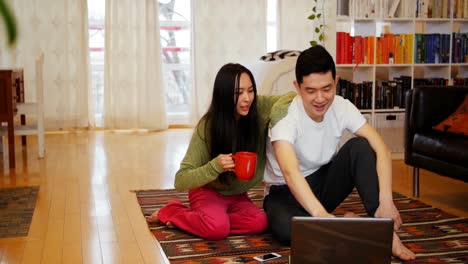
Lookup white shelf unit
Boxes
[327,0,468,157]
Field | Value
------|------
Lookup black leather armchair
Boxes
[404,86,468,197]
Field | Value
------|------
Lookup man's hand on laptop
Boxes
[374,201,402,230]
[311,207,335,218]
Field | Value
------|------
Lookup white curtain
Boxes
[0,0,89,130]
[278,0,326,50]
[192,0,267,122]
[104,0,167,129]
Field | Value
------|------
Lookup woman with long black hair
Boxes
[147,63,289,240]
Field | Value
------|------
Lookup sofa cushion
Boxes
[410,86,467,131]
[413,130,468,168]
[433,94,468,136]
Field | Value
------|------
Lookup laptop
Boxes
[290,216,393,264]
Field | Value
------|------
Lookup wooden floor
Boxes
[0,129,467,263]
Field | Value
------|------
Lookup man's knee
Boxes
[267,215,292,246]
[348,137,371,149]
[271,224,291,246]
[347,137,375,158]
[264,194,295,245]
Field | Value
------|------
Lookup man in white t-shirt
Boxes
[263,45,415,261]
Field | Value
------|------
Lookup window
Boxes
[158,0,192,124]
[88,0,193,126]
[88,0,105,127]
[87,1,277,126]
[267,0,278,52]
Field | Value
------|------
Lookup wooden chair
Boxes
[1,53,45,167]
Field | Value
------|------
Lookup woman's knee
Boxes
[234,209,268,235]
[200,221,230,240]
[249,211,268,234]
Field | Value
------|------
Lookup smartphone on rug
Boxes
[253,252,281,262]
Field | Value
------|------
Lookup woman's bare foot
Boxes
[392,232,416,261]
[147,210,160,223]
[147,210,175,228]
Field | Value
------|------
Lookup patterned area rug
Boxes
[0,186,39,238]
[136,186,468,263]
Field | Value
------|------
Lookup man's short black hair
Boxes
[295,45,336,84]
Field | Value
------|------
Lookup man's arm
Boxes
[355,123,402,228]
[272,140,334,217]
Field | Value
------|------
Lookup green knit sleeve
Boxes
[269,92,296,129]
[257,91,296,117]
[174,121,224,191]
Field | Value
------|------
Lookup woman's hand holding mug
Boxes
[217,154,235,172]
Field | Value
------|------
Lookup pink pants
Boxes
[157,186,268,240]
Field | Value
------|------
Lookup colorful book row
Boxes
[336,32,413,64]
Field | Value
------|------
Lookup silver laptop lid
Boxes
[290,216,393,264]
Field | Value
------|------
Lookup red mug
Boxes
[231,151,257,181]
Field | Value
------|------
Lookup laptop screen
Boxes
[290,216,393,264]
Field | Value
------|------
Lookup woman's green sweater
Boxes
[174,93,293,195]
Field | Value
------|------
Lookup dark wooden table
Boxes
[0,69,24,169]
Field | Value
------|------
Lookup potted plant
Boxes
[308,0,324,47]
[0,0,17,46]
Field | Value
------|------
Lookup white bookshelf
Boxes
[326,0,468,157]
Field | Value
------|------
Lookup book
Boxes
[389,0,401,18]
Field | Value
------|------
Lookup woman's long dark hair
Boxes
[199,63,259,159]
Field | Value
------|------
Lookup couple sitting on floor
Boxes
[147,46,416,261]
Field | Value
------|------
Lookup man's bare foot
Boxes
[343,211,360,218]
[343,212,414,260]
[147,210,175,228]
[392,232,416,261]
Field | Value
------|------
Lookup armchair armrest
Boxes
[404,89,415,160]
[404,86,468,197]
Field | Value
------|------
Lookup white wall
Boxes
[278,0,331,51]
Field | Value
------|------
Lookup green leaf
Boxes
[317,13,322,18]
[308,14,316,20]
[310,40,318,46]
[315,27,320,33]
[0,0,17,47]
[319,34,325,41]
[313,7,316,12]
